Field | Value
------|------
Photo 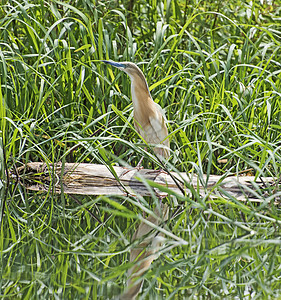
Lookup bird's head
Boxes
[102,60,144,80]
[102,60,151,96]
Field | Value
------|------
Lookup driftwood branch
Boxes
[16,162,280,202]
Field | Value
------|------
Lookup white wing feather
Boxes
[147,104,170,158]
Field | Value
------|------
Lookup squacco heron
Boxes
[103,60,170,160]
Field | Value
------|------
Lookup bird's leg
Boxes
[146,164,168,176]
[135,146,149,170]
[135,156,144,170]
[120,155,145,178]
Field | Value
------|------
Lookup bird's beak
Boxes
[102,60,125,69]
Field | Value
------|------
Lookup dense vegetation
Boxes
[1,0,281,298]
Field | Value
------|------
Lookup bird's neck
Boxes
[130,76,152,109]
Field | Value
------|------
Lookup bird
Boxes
[102,60,170,161]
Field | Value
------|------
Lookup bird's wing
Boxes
[149,102,169,141]
[143,105,169,158]
[148,112,168,144]
[134,101,170,158]
[148,113,170,158]
[133,113,164,144]
[154,102,168,122]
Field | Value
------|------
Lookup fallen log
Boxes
[15,162,280,202]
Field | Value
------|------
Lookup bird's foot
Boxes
[135,156,144,169]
